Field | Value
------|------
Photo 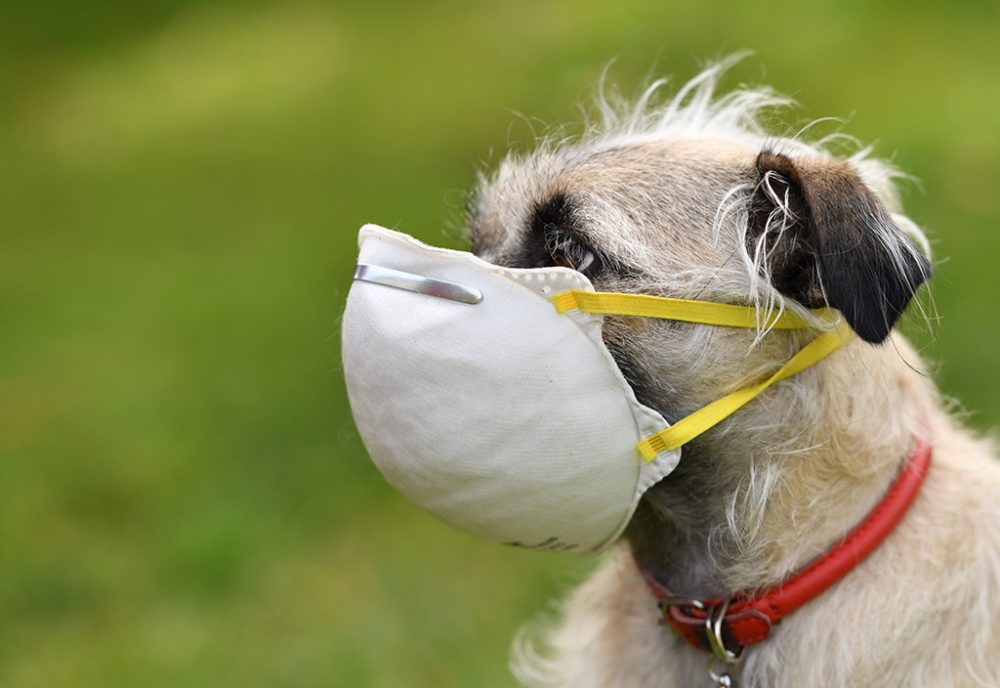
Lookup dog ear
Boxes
[749,151,931,344]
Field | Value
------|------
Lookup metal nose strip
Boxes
[353,263,483,305]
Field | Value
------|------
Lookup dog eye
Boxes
[546,236,601,275]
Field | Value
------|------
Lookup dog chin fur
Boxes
[467,59,1000,687]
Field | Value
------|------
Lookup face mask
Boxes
[341,225,851,554]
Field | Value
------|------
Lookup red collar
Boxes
[644,436,932,657]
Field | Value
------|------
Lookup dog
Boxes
[465,60,1000,687]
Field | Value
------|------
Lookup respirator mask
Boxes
[342,225,851,554]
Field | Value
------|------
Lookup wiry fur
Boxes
[467,59,1000,687]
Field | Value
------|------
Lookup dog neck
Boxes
[626,332,935,600]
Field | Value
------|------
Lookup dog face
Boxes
[468,75,930,429]
[466,67,933,577]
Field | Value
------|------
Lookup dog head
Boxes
[466,62,932,584]
[469,62,930,431]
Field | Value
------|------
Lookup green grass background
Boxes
[2,1,998,686]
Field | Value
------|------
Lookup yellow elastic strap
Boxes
[636,323,855,460]
[552,290,834,330]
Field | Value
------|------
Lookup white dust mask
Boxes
[341,225,850,554]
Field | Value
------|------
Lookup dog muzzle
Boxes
[341,225,852,554]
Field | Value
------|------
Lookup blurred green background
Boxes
[2,1,998,686]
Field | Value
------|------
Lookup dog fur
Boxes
[467,59,1000,687]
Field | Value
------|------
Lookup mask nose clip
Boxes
[354,263,483,305]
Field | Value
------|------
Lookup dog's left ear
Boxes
[749,151,931,344]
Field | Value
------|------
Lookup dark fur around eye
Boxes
[524,193,604,274]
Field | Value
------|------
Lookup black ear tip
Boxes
[836,294,895,344]
[839,252,932,345]
[850,317,895,345]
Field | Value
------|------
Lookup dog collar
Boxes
[644,435,932,661]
